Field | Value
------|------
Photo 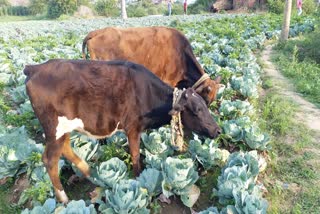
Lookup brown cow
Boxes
[82,26,221,105]
[24,59,221,203]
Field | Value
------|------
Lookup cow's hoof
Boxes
[56,190,69,204]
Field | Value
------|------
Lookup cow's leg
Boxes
[127,131,141,176]
[62,133,90,177]
[42,134,68,203]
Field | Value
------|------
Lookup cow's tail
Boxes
[82,35,90,60]
[23,65,38,82]
[82,31,99,60]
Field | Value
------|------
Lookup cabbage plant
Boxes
[244,126,270,150]
[161,157,199,205]
[219,100,254,119]
[214,151,263,205]
[222,116,251,142]
[188,136,229,170]
[90,157,127,188]
[0,127,43,179]
[99,179,149,214]
[137,168,163,198]
[198,207,220,214]
[232,189,268,214]
[56,200,97,214]
[141,128,174,170]
[21,198,56,214]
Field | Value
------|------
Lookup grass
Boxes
[272,21,320,107]
[0,178,22,213]
[0,15,48,22]
[259,88,320,213]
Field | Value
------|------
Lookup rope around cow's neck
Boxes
[192,73,210,90]
[170,88,185,151]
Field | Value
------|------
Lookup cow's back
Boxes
[25,59,173,135]
[84,27,199,87]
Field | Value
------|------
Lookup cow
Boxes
[82,26,222,105]
[24,59,221,203]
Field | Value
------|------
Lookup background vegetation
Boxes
[272,18,320,106]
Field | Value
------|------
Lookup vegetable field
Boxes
[0,14,315,213]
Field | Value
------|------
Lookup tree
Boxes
[0,0,8,6]
[121,0,127,19]
[29,0,47,15]
[47,0,77,19]
[280,0,292,41]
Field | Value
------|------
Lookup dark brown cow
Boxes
[82,26,221,105]
[24,59,221,203]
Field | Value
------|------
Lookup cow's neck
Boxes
[142,91,173,130]
[177,50,204,89]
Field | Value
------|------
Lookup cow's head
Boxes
[169,88,221,139]
[195,76,222,105]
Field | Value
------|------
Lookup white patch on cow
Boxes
[192,93,197,97]
[56,116,84,140]
[56,117,123,140]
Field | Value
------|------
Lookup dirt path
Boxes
[262,45,320,132]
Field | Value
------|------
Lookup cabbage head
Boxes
[219,100,253,119]
[188,136,229,170]
[198,207,220,214]
[0,127,42,179]
[137,168,163,198]
[21,198,56,214]
[100,179,149,214]
[215,151,261,204]
[244,126,270,150]
[56,200,97,214]
[161,157,199,197]
[90,157,127,188]
[233,189,268,214]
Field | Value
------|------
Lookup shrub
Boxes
[267,0,317,14]
[295,0,317,15]
[29,0,47,15]
[266,0,284,14]
[94,0,119,17]
[0,0,8,7]
[47,0,77,19]
[189,0,212,14]
[164,3,184,15]
[127,5,148,17]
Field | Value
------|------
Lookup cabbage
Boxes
[137,168,163,198]
[100,179,149,214]
[233,189,268,214]
[161,157,199,199]
[21,198,56,214]
[244,126,270,150]
[56,200,97,214]
[141,128,174,170]
[0,126,43,179]
[198,207,220,214]
[222,117,251,142]
[219,100,254,119]
[90,157,127,188]
[188,136,229,170]
[215,151,263,205]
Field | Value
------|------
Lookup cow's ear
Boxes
[169,104,185,115]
